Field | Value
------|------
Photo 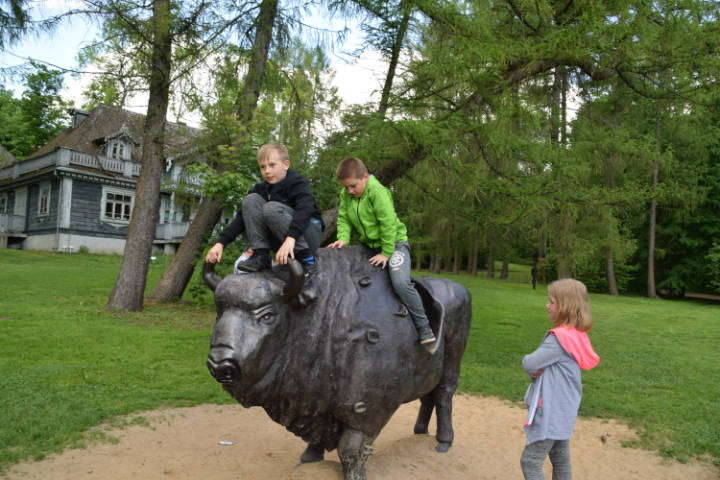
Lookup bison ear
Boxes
[292,282,318,308]
[203,262,221,291]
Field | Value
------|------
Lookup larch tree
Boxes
[107,0,175,311]
[148,0,279,302]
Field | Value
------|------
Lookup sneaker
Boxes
[236,253,271,272]
[418,326,435,342]
[423,340,438,354]
[418,327,437,353]
[301,260,320,279]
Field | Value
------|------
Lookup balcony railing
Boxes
[155,222,190,241]
[0,147,142,180]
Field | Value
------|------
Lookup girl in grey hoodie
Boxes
[521,279,600,480]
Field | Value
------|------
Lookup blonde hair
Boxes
[257,142,289,163]
[547,278,593,332]
[336,157,368,180]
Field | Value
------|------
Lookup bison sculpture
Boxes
[203,245,471,480]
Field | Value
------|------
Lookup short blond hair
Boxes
[547,278,593,332]
[336,157,368,180]
[257,142,289,162]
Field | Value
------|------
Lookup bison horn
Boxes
[283,259,305,300]
[203,261,221,291]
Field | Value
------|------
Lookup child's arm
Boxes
[522,335,566,377]
[205,243,224,263]
[330,191,352,248]
[371,186,400,259]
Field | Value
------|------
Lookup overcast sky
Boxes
[0,1,389,126]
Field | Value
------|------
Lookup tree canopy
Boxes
[4,0,720,298]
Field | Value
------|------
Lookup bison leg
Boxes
[413,394,434,435]
[433,383,456,453]
[337,427,372,480]
[300,443,324,463]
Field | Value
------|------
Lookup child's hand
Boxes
[275,237,296,264]
[327,240,347,249]
[530,368,544,378]
[205,243,224,263]
[369,253,389,269]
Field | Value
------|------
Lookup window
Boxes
[0,193,7,214]
[108,140,129,160]
[101,187,134,223]
[161,196,171,223]
[38,182,51,216]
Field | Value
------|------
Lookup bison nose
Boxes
[207,358,242,384]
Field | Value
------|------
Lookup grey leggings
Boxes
[520,439,571,480]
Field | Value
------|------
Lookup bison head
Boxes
[204,261,306,401]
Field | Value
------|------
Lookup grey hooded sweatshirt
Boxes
[522,327,599,445]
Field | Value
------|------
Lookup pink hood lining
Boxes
[550,326,599,370]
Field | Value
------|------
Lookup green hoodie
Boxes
[337,175,408,258]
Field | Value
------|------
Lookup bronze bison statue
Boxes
[203,245,471,480]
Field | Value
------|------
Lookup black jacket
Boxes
[218,169,322,245]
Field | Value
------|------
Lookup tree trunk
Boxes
[500,260,509,279]
[107,0,172,311]
[554,204,573,279]
[432,248,442,274]
[606,250,619,296]
[550,67,562,147]
[647,105,661,298]
[444,216,452,272]
[378,2,411,117]
[469,233,478,276]
[452,246,459,274]
[487,253,494,278]
[149,0,278,302]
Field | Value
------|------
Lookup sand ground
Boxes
[4,395,718,479]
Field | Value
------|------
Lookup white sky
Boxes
[0,1,389,126]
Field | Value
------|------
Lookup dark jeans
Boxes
[242,193,321,256]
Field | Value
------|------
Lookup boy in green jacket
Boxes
[328,157,437,353]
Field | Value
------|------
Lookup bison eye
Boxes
[253,305,276,325]
[257,312,276,325]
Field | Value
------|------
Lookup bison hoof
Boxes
[413,425,429,435]
[435,442,451,453]
[300,444,325,463]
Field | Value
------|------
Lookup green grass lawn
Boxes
[0,250,718,471]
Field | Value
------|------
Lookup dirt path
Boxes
[5,395,717,479]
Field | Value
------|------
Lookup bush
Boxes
[707,242,720,294]
[186,236,248,305]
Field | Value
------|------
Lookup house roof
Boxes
[25,104,200,162]
[0,145,18,167]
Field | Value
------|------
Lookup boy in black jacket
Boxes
[205,142,323,275]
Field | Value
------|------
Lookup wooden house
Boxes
[0,104,203,254]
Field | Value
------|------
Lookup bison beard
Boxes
[205,245,471,480]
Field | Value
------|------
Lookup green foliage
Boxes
[0,0,30,50]
[0,63,69,158]
[707,243,720,294]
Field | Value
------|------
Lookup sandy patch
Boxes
[5,395,717,479]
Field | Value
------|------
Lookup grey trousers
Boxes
[520,439,572,480]
[242,193,322,255]
[388,242,431,333]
